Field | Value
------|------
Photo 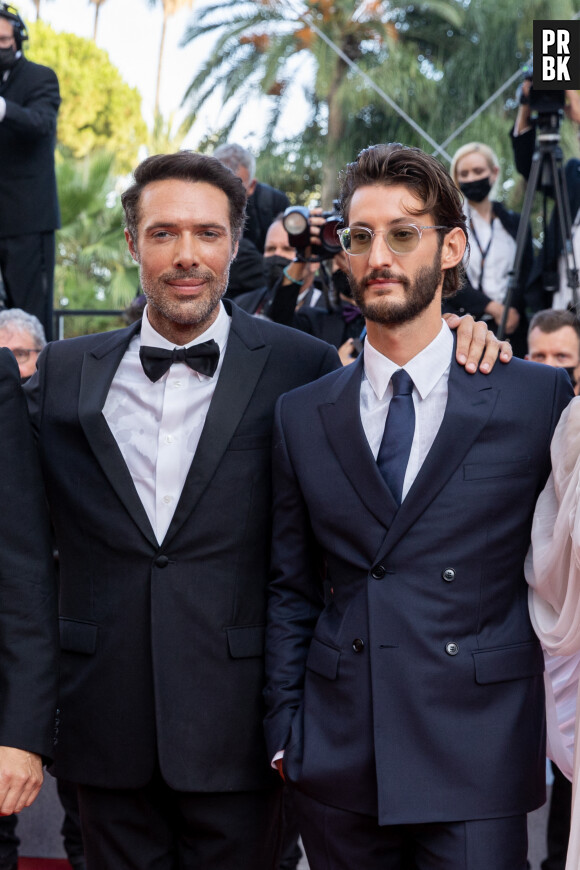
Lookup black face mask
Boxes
[0,47,17,71]
[459,176,492,204]
[264,254,292,290]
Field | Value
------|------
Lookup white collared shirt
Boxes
[464,205,516,303]
[103,302,231,543]
[361,320,453,501]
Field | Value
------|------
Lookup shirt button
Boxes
[164,434,174,444]
[445,642,459,656]
[163,495,173,504]
[173,380,182,388]
[442,568,456,582]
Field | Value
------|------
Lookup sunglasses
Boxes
[337,224,448,256]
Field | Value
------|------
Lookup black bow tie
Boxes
[139,340,220,382]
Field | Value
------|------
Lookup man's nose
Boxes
[367,232,395,270]
[173,234,199,269]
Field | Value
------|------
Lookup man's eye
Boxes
[391,229,414,240]
[352,231,371,242]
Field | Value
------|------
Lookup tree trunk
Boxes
[93,4,101,41]
[321,56,347,209]
[155,13,168,117]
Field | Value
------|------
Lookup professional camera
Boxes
[282,204,343,261]
[518,66,566,128]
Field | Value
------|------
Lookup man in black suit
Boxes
[0,3,60,340]
[24,151,339,870]
[0,347,58,870]
[264,143,572,870]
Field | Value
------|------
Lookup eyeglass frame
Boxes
[10,347,41,362]
[337,224,449,256]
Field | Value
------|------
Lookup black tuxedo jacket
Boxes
[0,56,60,237]
[264,351,572,824]
[25,302,339,791]
[0,348,57,759]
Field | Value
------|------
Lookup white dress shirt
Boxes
[464,205,517,304]
[361,320,453,501]
[103,302,231,543]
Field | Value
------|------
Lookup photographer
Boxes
[0,3,60,341]
[511,82,580,311]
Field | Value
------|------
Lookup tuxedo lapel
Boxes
[319,356,399,530]
[162,305,271,545]
[377,362,498,558]
[78,322,158,548]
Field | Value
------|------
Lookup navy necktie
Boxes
[139,340,220,382]
[376,369,415,505]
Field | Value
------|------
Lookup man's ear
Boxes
[441,227,466,271]
[125,228,139,263]
[247,178,258,197]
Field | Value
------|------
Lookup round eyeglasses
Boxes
[337,224,448,256]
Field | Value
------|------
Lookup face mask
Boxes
[264,254,292,290]
[459,176,492,204]
[0,47,17,71]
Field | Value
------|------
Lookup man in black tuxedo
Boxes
[0,347,58,870]
[264,143,573,870]
[0,3,60,340]
[24,151,339,870]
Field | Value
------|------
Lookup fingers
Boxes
[0,750,43,816]
[479,333,512,373]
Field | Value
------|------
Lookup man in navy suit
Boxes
[264,143,573,870]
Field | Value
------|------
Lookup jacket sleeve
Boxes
[0,348,58,759]
[263,394,325,760]
[3,63,60,139]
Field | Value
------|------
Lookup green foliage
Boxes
[26,20,148,174]
[54,151,140,337]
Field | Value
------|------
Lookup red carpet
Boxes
[19,860,71,869]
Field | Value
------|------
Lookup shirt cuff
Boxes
[0,98,6,122]
[271,749,284,769]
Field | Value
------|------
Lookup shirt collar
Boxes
[139,301,230,354]
[363,320,453,401]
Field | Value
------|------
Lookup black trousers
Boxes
[541,762,572,870]
[77,771,283,870]
[0,231,55,341]
[293,788,529,870]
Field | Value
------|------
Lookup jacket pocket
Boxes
[226,624,265,658]
[59,618,98,655]
[473,640,544,685]
[306,638,341,680]
[463,458,531,480]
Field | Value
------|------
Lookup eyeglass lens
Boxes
[341,225,422,255]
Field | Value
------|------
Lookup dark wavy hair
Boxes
[121,151,247,247]
[339,143,467,298]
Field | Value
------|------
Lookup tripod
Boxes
[499,117,579,338]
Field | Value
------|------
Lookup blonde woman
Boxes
[446,142,533,357]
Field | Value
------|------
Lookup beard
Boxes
[140,266,229,331]
[349,251,442,327]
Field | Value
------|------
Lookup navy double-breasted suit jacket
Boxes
[264,350,572,825]
[24,301,339,791]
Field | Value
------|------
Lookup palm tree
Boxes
[181,0,463,205]
[30,0,54,21]
[148,0,196,116]
[89,0,109,41]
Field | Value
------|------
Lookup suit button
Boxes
[352,638,365,653]
[445,642,459,656]
[155,555,169,568]
[371,565,386,579]
[442,568,456,582]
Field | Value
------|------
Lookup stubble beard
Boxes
[141,266,230,331]
[349,252,443,327]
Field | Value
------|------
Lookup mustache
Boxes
[363,269,409,288]
[160,269,214,282]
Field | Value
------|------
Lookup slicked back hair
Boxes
[121,151,247,247]
[339,143,468,298]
